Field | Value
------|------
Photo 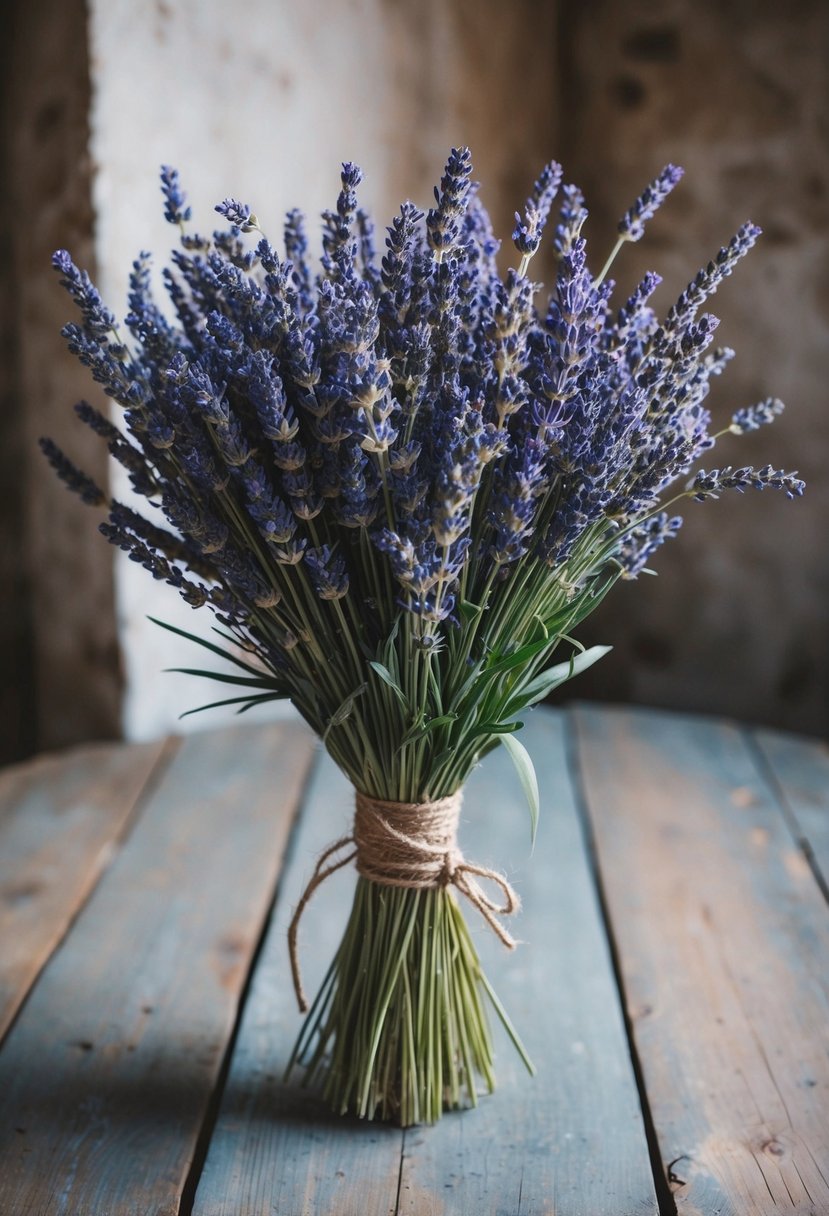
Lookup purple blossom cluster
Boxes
[46,151,803,661]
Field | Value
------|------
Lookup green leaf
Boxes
[399,712,458,749]
[450,636,552,717]
[236,692,288,714]
[323,683,367,741]
[484,635,551,678]
[148,615,270,679]
[178,691,286,719]
[368,661,408,708]
[164,666,283,690]
[469,719,524,739]
[459,599,484,626]
[532,613,549,640]
[501,732,540,849]
[506,645,612,713]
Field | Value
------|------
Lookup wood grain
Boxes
[192,746,405,1216]
[0,737,171,1043]
[753,726,829,892]
[0,719,314,1216]
[397,710,658,1216]
[574,705,829,1216]
[193,709,658,1216]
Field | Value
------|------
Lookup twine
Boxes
[288,789,520,1012]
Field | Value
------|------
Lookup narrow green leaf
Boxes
[484,635,551,678]
[178,692,280,719]
[399,712,458,749]
[459,599,484,626]
[148,615,269,678]
[532,613,549,640]
[164,666,283,690]
[323,683,367,741]
[501,732,540,849]
[369,661,408,707]
[468,719,524,739]
[506,645,613,713]
[235,692,288,714]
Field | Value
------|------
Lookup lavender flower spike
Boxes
[690,464,805,501]
[513,161,563,260]
[729,397,785,434]
[618,164,684,241]
[160,165,192,226]
[215,197,260,233]
[304,545,349,600]
[427,147,473,256]
[39,437,106,505]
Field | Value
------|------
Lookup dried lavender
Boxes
[46,151,802,1126]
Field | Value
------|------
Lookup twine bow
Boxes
[288,789,520,1012]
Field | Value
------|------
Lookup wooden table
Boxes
[0,705,827,1215]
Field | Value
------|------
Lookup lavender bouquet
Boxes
[45,150,802,1125]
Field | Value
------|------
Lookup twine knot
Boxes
[288,788,520,1011]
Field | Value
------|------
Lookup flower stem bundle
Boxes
[46,149,802,1124]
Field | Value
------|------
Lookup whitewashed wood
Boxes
[192,750,404,1216]
[396,710,658,1216]
[0,737,171,1042]
[753,726,829,889]
[194,709,658,1215]
[574,704,829,1216]
[0,720,314,1216]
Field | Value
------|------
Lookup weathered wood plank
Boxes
[192,748,405,1216]
[193,709,658,1216]
[574,704,829,1216]
[0,737,171,1043]
[396,710,658,1216]
[0,719,314,1216]
[753,726,829,891]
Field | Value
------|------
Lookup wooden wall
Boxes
[1,0,122,766]
[1,0,825,761]
[557,0,829,737]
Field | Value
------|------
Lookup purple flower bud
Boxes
[729,397,784,434]
[618,164,684,242]
[304,545,349,600]
[426,147,473,254]
[160,165,192,225]
[39,438,105,505]
[215,198,257,231]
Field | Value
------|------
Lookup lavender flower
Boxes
[426,147,473,256]
[52,250,118,339]
[284,208,314,313]
[690,465,805,500]
[74,400,159,497]
[513,161,563,257]
[321,162,364,281]
[553,185,587,256]
[47,150,801,697]
[215,198,259,232]
[304,545,349,600]
[729,397,785,434]
[667,223,762,329]
[618,164,684,241]
[39,438,105,505]
[618,513,683,578]
[160,165,192,226]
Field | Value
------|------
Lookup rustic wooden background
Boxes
[2,0,826,763]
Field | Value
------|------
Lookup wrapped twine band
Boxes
[288,789,521,1012]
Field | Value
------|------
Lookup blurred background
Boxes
[1,0,826,765]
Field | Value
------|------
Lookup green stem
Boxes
[594,234,627,288]
[289,879,532,1125]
